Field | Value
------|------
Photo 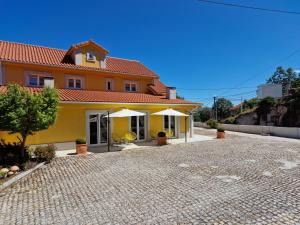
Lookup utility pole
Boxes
[240,97,243,113]
[213,96,217,120]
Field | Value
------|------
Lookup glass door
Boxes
[130,116,146,141]
[164,115,176,138]
[88,113,108,145]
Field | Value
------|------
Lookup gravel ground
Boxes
[1,135,300,224]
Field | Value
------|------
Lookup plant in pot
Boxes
[75,138,88,155]
[217,127,225,139]
[157,131,167,146]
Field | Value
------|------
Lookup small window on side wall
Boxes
[105,79,114,91]
[66,76,83,89]
[124,81,138,92]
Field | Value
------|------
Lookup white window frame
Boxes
[65,75,84,89]
[25,71,53,87]
[86,52,96,62]
[105,78,114,91]
[129,111,149,141]
[163,115,178,138]
[124,80,138,92]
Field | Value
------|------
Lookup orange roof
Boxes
[0,86,198,105]
[148,79,167,96]
[0,40,157,77]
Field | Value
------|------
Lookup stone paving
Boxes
[1,135,300,224]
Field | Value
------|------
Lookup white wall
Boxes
[257,84,282,99]
[194,122,300,139]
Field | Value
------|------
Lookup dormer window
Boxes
[86,52,96,62]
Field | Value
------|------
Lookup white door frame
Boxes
[85,110,112,146]
[163,115,179,138]
[129,111,149,141]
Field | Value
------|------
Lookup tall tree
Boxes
[194,107,211,122]
[0,84,59,155]
[267,66,298,95]
[212,98,233,120]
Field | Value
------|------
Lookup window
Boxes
[86,52,96,62]
[105,78,114,91]
[66,75,84,89]
[124,81,138,92]
[27,73,53,87]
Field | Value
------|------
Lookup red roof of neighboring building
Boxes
[0,86,198,105]
[0,40,158,77]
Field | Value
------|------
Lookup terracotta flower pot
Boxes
[157,136,167,146]
[76,144,88,155]
[217,131,225,139]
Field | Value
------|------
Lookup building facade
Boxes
[0,40,199,146]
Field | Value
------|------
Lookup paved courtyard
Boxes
[1,133,300,224]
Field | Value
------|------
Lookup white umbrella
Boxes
[104,109,145,151]
[152,108,188,117]
[152,108,189,142]
[104,109,146,118]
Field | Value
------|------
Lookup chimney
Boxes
[166,87,176,99]
[44,78,54,88]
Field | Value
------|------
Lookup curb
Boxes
[0,162,45,191]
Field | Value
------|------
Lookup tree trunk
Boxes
[20,134,27,159]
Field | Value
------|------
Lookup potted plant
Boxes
[75,138,88,155]
[217,127,225,139]
[157,131,167,146]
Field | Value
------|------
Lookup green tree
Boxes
[212,98,233,120]
[0,84,59,155]
[256,96,276,123]
[194,107,211,122]
[267,66,298,95]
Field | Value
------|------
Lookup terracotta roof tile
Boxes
[148,79,167,95]
[0,86,198,105]
[0,40,158,77]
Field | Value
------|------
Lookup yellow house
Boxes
[0,40,199,148]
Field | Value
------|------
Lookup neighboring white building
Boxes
[256,84,282,99]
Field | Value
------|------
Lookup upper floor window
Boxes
[65,75,84,89]
[86,52,96,62]
[105,78,114,91]
[124,81,138,92]
[26,72,53,87]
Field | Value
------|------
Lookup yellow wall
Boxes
[3,63,152,93]
[0,103,195,145]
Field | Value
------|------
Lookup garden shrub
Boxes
[206,119,218,129]
[75,138,86,144]
[157,131,166,137]
[0,140,30,168]
[217,127,225,132]
[224,117,236,124]
[34,144,56,163]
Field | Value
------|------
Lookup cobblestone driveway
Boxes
[1,136,300,224]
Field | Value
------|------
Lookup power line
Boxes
[176,86,255,91]
[197,0,300,15]
[188,90,255,99]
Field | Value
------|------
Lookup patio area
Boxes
[56,134,214,157]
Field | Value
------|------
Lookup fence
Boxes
[194,122,300,139]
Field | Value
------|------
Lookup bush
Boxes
[206,119,218,129]
[34,144,56,163]
[217,127,225,132]
[76,138,86,144]
[157,131,166,137]
[0,139,30,167]
[224,117,236,124]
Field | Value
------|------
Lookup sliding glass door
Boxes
[164,115,176,138]
[130,116,146,141]
[88,113,108,145]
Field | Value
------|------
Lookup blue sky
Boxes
[1,0,300,106]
